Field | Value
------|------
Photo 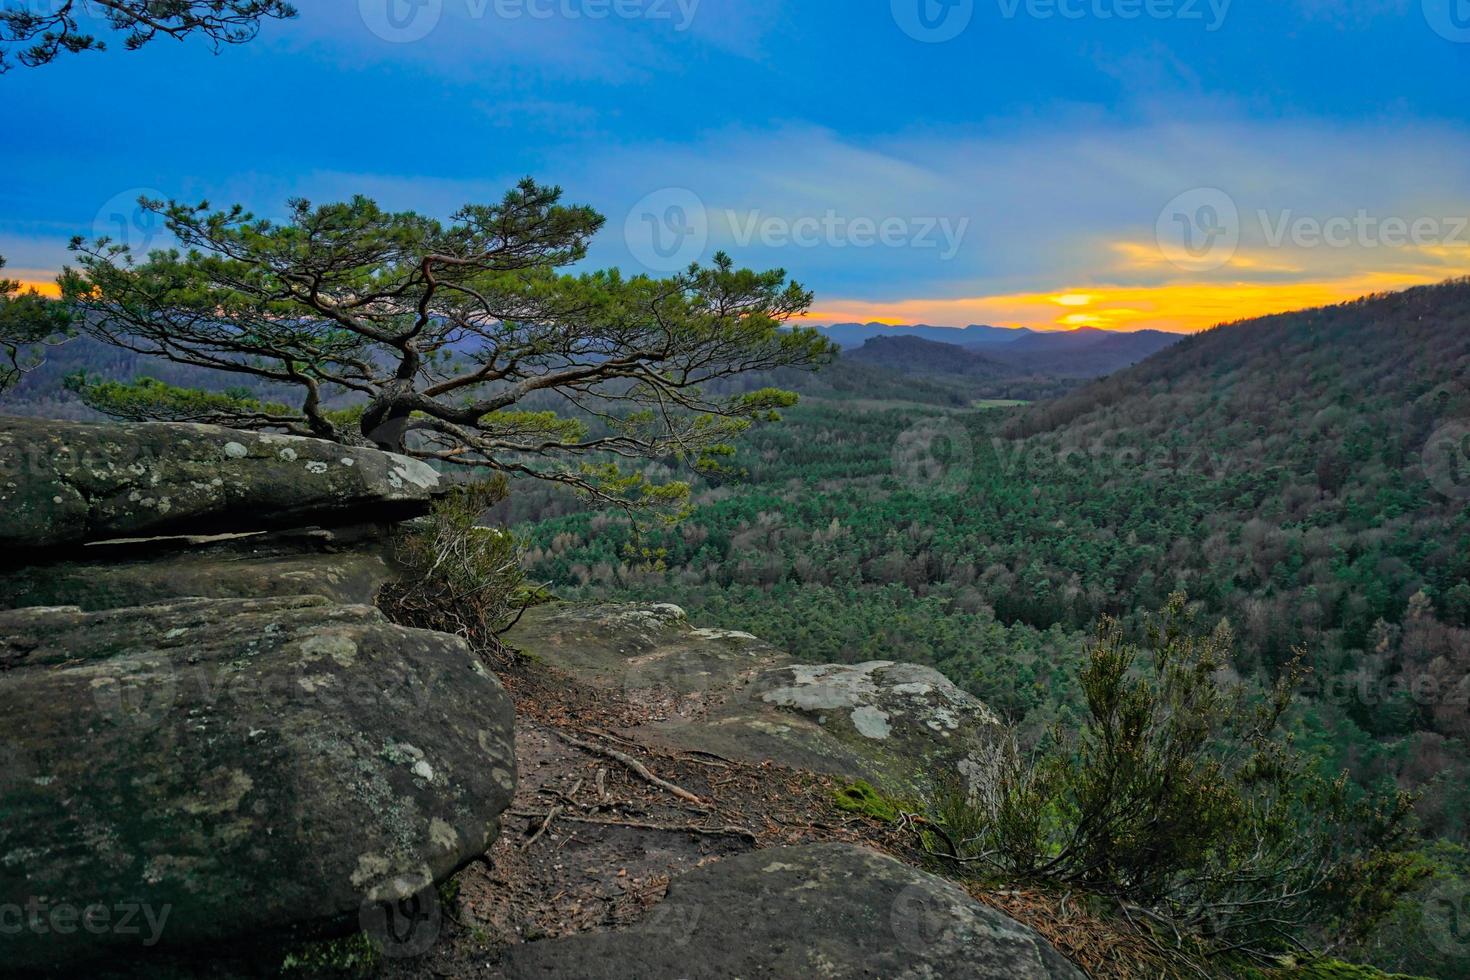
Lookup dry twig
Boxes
[553,729,706,807]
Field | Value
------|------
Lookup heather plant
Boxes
[922,595,1424,966]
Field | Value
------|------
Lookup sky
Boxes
[2,0,1469,332]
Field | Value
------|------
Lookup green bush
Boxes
[378,476,531,653]
[924,594,1425,964]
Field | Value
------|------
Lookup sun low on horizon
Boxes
[801,271,1467,334]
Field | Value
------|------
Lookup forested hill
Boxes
[844,335,1009,378]
[1013,279,1470,441]
[998,278,1470,664]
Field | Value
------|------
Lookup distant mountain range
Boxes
[815,322,1036,348]
[985,326,1183,377]
[1013,279,1470,445]
[828,323,1182,380]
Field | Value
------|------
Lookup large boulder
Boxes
[0,595,516,972]
[0,416,442,553]
[501,842,1084,979]
[505,602,1005,798]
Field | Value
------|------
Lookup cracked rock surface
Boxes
[0,416,441,552]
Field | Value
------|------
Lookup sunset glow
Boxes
[10,280,62,299]
[804,271,1457,334]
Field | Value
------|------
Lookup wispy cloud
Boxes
[287,0,773,82]
[10,106,1469,334]
[561,114,1470,328]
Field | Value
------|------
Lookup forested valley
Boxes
[505,282,1470,975]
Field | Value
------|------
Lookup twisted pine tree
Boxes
[62,180,835,513]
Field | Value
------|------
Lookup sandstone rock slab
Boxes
[0,595,515,971]
[505,600,788,695]
[0,416,442,552]
[0,525,400,611]
[505,602,1004,798]
[500,842,1084,979]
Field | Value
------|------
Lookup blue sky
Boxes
[3,0,1469,331]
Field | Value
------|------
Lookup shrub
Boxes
[378,476,532,656]
[923,594,1424,965]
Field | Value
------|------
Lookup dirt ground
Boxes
[375,651,909,978]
